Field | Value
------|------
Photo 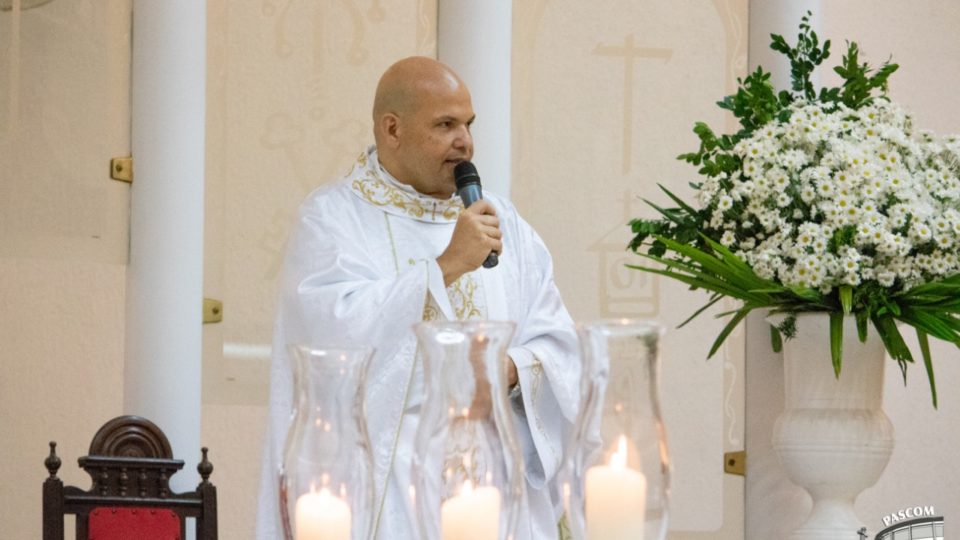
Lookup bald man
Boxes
[257,57,579,539]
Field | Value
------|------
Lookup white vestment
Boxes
[256,146,580,539]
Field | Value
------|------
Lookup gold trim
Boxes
[447,273,484,320]
[384,213,400,276]
[352,175,462,222]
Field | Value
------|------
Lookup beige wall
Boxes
[512,1,748,535]
[0,1,131,538]
[4,1,957,539]
[201,1,436,538]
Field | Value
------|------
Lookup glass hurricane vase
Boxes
[563,319,670,540]
[279,346,375,540]
[411,321,525,540]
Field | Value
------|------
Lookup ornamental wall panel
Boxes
[511,0,748,535]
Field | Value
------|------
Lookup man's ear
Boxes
[378,113,401,148]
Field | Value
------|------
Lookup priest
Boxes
[256,56,580,539]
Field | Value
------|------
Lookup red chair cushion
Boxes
[88,507,181,540]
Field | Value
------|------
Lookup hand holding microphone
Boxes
[455,161,499,269]
[436,161,502,286]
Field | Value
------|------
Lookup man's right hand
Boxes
[437,199,502,286]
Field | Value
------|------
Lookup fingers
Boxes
[461,203,502,251]
[437,200,505,285]
[464,199,498,218]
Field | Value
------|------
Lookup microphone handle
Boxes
[458,183,499,268]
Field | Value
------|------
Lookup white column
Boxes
[125,0,206,492]
[437,0,512,198]
[744,2,822,538]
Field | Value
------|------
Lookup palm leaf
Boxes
[916,330,938,409]
[830,311,844,377]
[708,307,750,358]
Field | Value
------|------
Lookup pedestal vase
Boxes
[771,313,895,540]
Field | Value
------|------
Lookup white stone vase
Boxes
[770,313,895,540]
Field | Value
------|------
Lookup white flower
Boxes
[910,221,933,242]
[721,230,737,247]
[717,195,734,211]
[684,98,960,295]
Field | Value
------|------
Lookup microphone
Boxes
[454,161,499,268]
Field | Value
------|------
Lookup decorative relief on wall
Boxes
[589,191,660,317]
[711,0,749,133]
[724,359,741,448]
[204,2,437,408]
[592,35,671,175]
[415,0,436,55]
[257,211,291,281]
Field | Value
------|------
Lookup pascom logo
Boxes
[884,505,937,527]
[873,506,943,540]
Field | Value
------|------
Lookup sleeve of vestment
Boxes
[504,210,581,490]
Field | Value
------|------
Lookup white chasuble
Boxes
[256,147,580,540]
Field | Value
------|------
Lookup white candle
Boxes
[295,488,351,540]
[585,435,647,540]
[441,480,501,540]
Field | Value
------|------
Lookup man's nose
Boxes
[454,125,472,150]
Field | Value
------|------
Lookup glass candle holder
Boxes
[279,346,375,540]
[563,319,670,540]
[411,321,524,540]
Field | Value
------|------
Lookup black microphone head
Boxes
[454,161,480,190]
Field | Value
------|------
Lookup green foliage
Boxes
[769,12,832,100]
[832,42,900,109]
[626,12,954,407]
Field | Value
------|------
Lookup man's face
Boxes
[395,82,475,198]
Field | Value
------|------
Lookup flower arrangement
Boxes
[629,13,960,406]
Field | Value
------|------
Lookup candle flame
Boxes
[610,435,628,469]
[462,480,473,495]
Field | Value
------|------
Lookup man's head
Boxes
[373,57,475,199]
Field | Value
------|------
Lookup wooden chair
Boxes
[42,415,218,540]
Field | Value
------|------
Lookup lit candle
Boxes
[295,487,351,540]
[585,435,647,540]
[440,480,501,540]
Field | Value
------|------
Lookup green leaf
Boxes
[899,306,960,343]
[871,314,914,383]
[839,285,853,314]
[658,184,699,217]
[708,308,750,359]
[770,323,783,352]
[830,311,844,377]
[916,330,938,409]
[856,310,869,342]
[678,294,724,328]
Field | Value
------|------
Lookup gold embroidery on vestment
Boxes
[352,173,462,222]
[448,273,484,320]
